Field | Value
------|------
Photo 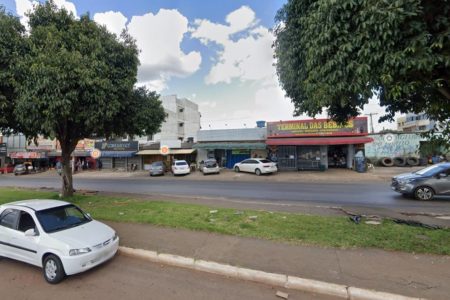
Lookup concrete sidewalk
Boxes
[106,221,450,300]
[23,166,423,183]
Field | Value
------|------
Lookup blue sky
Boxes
[2,0,395,130]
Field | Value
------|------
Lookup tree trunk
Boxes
[61,145,76,197]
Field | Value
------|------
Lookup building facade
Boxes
[194,127,267,169]
[135,95,201,145]
[397,113,435,132]
[266,117,373,170]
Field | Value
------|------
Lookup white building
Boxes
[135,95,201,147]
[397,113,436,132]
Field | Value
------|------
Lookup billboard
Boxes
[267,117,368,137]
[94,141,139,152]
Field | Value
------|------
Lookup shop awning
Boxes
[101,151,136,158]
[137,149,196,155]
[193,142,266,150]
[266,136,374,146]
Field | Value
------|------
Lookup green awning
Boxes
[193,142,266,150]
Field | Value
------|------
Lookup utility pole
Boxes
[364,113,378,133]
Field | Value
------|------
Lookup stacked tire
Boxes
[379,156,420,167]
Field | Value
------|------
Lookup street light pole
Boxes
[364,113,379,133]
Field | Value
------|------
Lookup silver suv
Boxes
[391,163,450,200]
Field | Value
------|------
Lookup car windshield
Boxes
[259,159,271,163]
[176,161,187,166]
[36,204,91,233]
[152,162,163,167]
[414,165,447,176]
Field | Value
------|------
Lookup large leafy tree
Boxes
[274,0,450,145]
[7,2,165,196]
[0,6,26,133]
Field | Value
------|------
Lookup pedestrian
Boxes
[98,159,103,171]
[56,161,62,176]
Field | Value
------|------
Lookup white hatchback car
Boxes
[0,200,119,284]
[234,158,278,175]
[171,160,190,175]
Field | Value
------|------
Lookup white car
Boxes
[233,158,278,176]
[0,200,119,284]
[200,159,220,175]
[171,160,190,175]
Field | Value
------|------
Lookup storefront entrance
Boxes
[328,145,348,168]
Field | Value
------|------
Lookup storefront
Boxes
[137,143,196,171]
[94,141,140,170]
[266,117,373,171]
[194,128,267,169]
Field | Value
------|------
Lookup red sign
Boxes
[10,152,42,159]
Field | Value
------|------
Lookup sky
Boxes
[2,0,397,131]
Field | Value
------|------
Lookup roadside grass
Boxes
[1,187,449,255]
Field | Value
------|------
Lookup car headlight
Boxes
[69,247,92,256]
[113,232,119,241]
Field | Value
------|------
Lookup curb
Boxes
[118,246,426,300]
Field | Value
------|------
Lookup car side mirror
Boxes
[86,213,91,219]
[24,228,37,237]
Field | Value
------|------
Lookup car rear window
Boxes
[176,161,187,166]
[259,159,271,163]
[205,161,218,167]
[152,162,163,166]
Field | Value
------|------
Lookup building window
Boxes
[179,122,184,127]
[178,108,184,113]
[418,126,426,131]
[147,135,153,141]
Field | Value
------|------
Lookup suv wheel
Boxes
[43,254,66,284]
[255,168,261,176]
[414,186,434,200]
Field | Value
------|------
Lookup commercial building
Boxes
[194,126,267,169]
[266,117,373,170]
[134,95,201,145]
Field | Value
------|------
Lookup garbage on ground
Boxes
[234,211,244,215]
[365,220,381,225]
[276,291,289,299]
[209,210,218,214]
[248,215,258,221]
[349,215,361,224]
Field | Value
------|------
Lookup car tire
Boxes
[414,186,435,201]
[234,167,240,173]
[43,254,66,284]
[255,168,261,176]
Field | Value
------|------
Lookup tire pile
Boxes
[379,156,420,167]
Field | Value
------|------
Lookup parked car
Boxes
[13,164,28,176]
[199,159,220,175]
[233,158,278,176]
[0,200,119,284]
[171,160,190,175]
[149,161,165,176]
[0,164,14,174]
[391,162,450,200]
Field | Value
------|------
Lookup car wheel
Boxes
[43,254,65,284]
[414,186,434,201]
[255,168,261,176]
[234,167,240,173]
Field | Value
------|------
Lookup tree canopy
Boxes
[0,7,25,133]
[1,2,166,196]
[274,0,450,143]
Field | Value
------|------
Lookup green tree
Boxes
[11,2,165,196]
[274,0,450,142]
[0,6,26,133]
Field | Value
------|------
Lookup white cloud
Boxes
[126,9,201,88]
[191,6,274,85]
[53,0,77,17]
[93,11,127,36]
[15,0,77,27]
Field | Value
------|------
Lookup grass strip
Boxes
[1,187,449,255]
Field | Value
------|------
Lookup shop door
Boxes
[277,146,297,170]
[226,150,250,169]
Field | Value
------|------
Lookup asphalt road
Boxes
[1,175,449,213]
[0,254,333,300]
